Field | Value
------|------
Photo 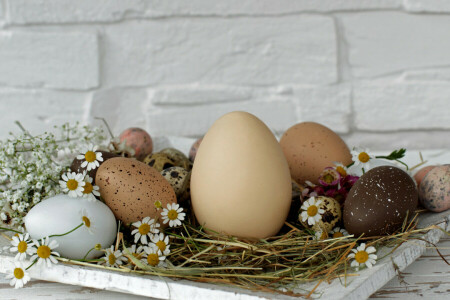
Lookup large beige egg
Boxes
[280,122,352,184]
[191,111,292,239]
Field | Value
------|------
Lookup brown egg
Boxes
[413,165,436,187]
[280,122,352,184]
[419,165,450,212]
[343,166,418,237]
[95,157,176,224]
[70,151,118,183]
[160,148,192,170]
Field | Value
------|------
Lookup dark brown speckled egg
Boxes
[343,166,418,237]
[419,165,450,212]
[95,157,176,224]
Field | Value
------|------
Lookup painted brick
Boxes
[150,85,252,105]
[146,99,297,137]
[89,88,149,135]
[353,83,450,131]
[341,12,450,78]
[402,69,450,82]
[6,0,401,25]
[293,85,352,134]
[0,90,89,139]
[103,17,337,86]
[0,31,99,89]
[403,0,450,12]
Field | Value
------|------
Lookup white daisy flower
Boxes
[59,172,85,198]
[314,230,328,240]
[5,262,30,289]
[142,245,165,267]
[161,203,186,227]
[333,162,348,177]
[300,197,325,226]
[10,233,33,261]
[81,175,100,202]
[131,217,160,244]
[329,227,349,239]
[102,246,127,268]
[351,147,374,172]
[76,145,103,171]
[150,233,171,256]
[125,244,145,266]
[79,208,95,235]
[348,243,377,271]
[30,237,60,268]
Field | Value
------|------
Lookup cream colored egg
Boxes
[191,111,292,239]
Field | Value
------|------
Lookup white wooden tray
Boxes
[0,138,448,299]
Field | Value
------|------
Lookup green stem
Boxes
[26,259,38,270]
[48,223,83,239]
[346,162,355,168]
[0,226,23,234]
[375,156,409,170]
[82,247,95,261]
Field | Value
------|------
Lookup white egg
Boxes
[25,194,117,260]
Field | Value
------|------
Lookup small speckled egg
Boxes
[414,165,437,187]
[419,165,450,212]
[143,152,176,172]
[119,128,153,161]
[189,138,203,162]
[160,148,192,170]
[299,196,341,232]
[95,157,177,224]
[161,166,191,203]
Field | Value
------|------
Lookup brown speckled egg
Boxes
[143,152,176,172]
[419,165,450,212]
[414,165,436,187]
[189,138,203,162]
[344,166,418,237]
[161,166,191,203]
[95,157,176,224]
[160,148,192,170]
[119,128,153,161]
[70,151,118,183]
[280,122,352,184]
[299,196,341,232]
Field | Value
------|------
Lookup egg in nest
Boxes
[144,152,176,172]
[160,148,192,170]
[299,196,342,232]
[161,166,191,203]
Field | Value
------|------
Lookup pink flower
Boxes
[318,167,341,187]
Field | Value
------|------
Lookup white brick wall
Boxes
[0,0,449,150]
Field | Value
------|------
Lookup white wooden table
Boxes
[0,236,448,299]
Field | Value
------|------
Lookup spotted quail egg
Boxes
[160,148,192,170]
[161,166,191,203]
[143,152,176,172]
[299,196,342,232]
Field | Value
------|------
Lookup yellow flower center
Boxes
[319,232,327,240]
[66,179,78,191]
[139,223,150,235]
[167,209,178,220]
[156,241,166,252]
[154,201,162,209]
[83,182,94,194]
[17,241,28,253]
[336,166,347,177]
[147,253,159,266]
[333,232,344,238]
[14,268,24,280]
[355,251,369,263]
[85,151,97,163]
[82,216,91,228]
[37,245,51,259]
[323,174,334,184]
[307,205,318,217]
[108,253,116,265]
[358,152,370,163]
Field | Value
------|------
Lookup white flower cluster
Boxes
[0,123,107,226]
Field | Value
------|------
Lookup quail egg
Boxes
[144,152,176,172]
[160,148,192,170]
[161,166,191,203]
[299,196,342,232]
